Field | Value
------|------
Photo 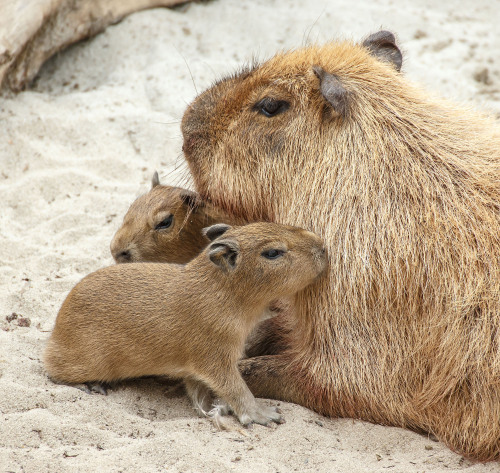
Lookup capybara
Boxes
[181,31,500,459]
[110,171,237,264]
[44,222,327,426]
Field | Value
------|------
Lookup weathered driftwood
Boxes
[0,0,192,92]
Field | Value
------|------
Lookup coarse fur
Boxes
[181,32,500,460]
[110,172,239,264]
[44,222,327,426]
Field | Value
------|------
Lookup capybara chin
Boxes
[44,222,327,426]
[181,31,500,460]
[110,172,237,264]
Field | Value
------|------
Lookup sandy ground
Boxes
[1,0,499,472]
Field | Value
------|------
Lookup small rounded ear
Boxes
[362,30,402,72]
[180,190,202,210]
[208,240,239,271]
[313,66,349,119]
[152,171,160,188]
[203,223,232,241]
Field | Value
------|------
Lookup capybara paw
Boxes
[210,399,231,416]
[202,399,232,418]
[238,405,284,426]
[78,382,109,395]
[185,381,231,416]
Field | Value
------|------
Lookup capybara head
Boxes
[200,222,327,299]
[110,172,215,264]
[181,31,405,223]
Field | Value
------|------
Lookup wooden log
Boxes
[0,0,192,92]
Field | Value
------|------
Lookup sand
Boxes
[1,0,499,471]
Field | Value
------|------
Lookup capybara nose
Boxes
[114,250,132,263]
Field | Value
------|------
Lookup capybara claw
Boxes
[79,382,109,395]
[238,406,284,427]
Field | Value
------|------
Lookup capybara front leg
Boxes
[244,316,291,358]
[238,355,307,406]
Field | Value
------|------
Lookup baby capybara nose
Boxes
[114,250,131,263]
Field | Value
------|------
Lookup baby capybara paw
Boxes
[238,405,284,426]
[78,382,110,395]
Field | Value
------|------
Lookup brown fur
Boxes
[181,32,500,459]
[110,173,238,264]
[44,222,327,426]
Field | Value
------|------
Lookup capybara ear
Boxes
[180,190,202,210]
[151,171,160,188]
[203,223,232,241]
[208,240,239,271]
[362,30,402,72]
[313,66,349,119]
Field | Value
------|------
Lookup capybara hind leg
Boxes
[207,367,283,426]
[239,355,308,407]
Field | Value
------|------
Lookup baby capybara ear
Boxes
[313,66,349,119]
[151,171,160,188]
[207,240,239,271]
[362,30,402,72]
[203,223,232,241]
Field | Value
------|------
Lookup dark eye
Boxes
[253,98,290,118]
[155,215,173,230]
[261,249,285,260]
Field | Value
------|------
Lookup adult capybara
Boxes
[45,222,327,426]
[181,31,500,460]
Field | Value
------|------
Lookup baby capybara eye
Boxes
[261,249,285,259]
[155,214,174,230]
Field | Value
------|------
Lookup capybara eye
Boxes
[253,98,290,117]
[155,215,173,230]
[261,249,285,259]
